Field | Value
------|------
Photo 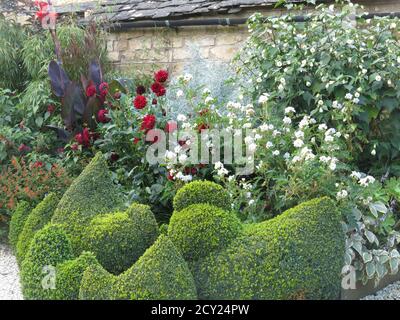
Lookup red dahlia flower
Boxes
[86,84,97,97]
[136,85,146,95]
[75,128,91,147]
[134,95,147,109]
[99,82,109,97]
[151,82,166,97]
[97,109,110,123]
[154,70,169,83]
[141,114,156,131]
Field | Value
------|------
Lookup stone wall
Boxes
[107,25,249,74]
[105,0,400,73]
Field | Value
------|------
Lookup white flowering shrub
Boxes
[236,1,400,176]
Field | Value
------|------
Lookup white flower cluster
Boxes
[350,171,376,187]
[215,161,229,177]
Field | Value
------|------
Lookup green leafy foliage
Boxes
[192,197,345,299]
[52,152,123,254]
[20,224,73,300]
[239,2,400,175]
[8,201,32,249]
[79,235,197,300]
[16,193,59,264]
[168,203,242,261]
[83,203,159,274]
[173,180,231,212]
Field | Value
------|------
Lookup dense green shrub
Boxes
[79,263,117,300]
[83,203,159,274]
[192,197,345,299]
[79,235,197,300]
[0,15,28,90]
[173,180,231,212]
[20,224,73,300]
[52,152,123,254]
[54,252,99,300]
[16,193,59,264]
[239,3,400,175]
[168,204,241,261]
[8,201,32,249]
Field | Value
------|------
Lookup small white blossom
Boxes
[266,141,274,149]
[258,93,270,104]
[272,150,280,156]
[283,117,292,125]
[375,75,382,82]
[336,190,348,200]
[285,106,296,114]
[176,90,184,98]
[293,139,304,148]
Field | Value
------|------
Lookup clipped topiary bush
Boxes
[79,263,117,300]
[83,203,159,274]
[54,251,100,300]
[116,234,197,300]
[52,152,124,254]
[16,193,59,264]
[8,201,32,249]
[79,235,197,300]
[20,224,73,300]
[168,203,242,261]
[192,197,345,300]
[173,180,231,212]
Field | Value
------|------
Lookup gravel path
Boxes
[0,242,23,300]
[362,281,400,300]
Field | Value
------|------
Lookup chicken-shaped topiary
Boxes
[52,152,124,254]
[79,235,197,300]
[167,181,345,300]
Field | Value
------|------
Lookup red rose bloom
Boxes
[75,128,90,147]
[136,85,146,95]
[141,114,156,131]
[165,121,177,133]
[134,95,147,109]
[97,109,110,123]
[99,82,109,97]
[71,143,79,151]
[47,104,56,113]
[154,70,169,83]
[86,84,96,97]
[151,82,166,97]
[133,137,140,144]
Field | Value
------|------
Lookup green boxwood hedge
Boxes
[173,180,231,212]
[192,197,345,300]
[8,201,32,249]
[80,235,198,300]
[168,203,242,261]
[52,152,124,254]
[83,203,159,274]
[54,251,100,300]
[16,193,59,264]
[20,224,73,300]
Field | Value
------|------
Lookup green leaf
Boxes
[366,262,376,278]
[35,116,43,127]
[365,230,376,244]
[362,252,373,263]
